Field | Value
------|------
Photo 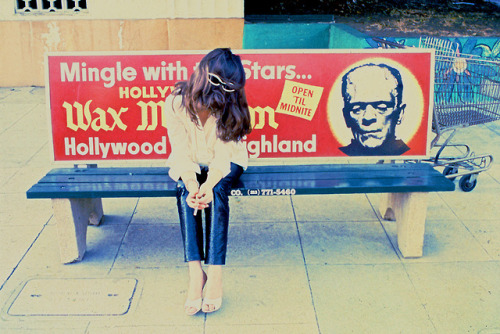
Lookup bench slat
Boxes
[27,182,177,198]
[38,164,442,182]
[46,167,169,176]
[27,163,454,199]
[36,170,433,184]
[27,178,444,198]
[45,163,436,176]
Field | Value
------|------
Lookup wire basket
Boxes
[420,37,500,133]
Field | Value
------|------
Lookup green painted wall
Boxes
[243,21,500,61]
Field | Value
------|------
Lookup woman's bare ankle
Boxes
[204,265,223,299]
[187,261,206,300]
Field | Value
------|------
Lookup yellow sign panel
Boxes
[275,80,324,121]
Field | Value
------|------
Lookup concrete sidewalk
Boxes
[0,86,499,333]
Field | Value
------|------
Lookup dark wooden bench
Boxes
[27,163,455,263]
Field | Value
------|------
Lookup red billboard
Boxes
[46,49,434,162]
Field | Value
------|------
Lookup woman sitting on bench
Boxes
[165,48,252,315]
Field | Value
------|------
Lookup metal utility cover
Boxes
[8,278,138,316]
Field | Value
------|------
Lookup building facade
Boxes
[0,0,245,86]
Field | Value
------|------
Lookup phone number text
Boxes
[230,188,297,196]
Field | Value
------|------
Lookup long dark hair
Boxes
[173,48,252,142]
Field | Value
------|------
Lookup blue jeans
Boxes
[176,163,243,265]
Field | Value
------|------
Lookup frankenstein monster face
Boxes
[342,64,405,149]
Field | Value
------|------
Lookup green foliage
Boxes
[244,0,497,16]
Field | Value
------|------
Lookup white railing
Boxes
[15,0,88,15]
[10,0,243,19]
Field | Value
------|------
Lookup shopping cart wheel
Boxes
[443,166,458,181]
[459,175,477,192]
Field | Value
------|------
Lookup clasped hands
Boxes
[185,180,213,215]
[183,169,222,216]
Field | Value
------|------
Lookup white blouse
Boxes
[165,94,249,182]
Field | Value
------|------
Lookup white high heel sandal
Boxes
[202,297,222,313]
[184,271,207,316]
[184,297,203,316]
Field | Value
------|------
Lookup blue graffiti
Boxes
[434,38,499,104]
[366,36,500,105]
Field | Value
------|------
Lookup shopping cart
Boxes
[372,37,500,191]
[420,36,499,191]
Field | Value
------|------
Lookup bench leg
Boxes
[51,198,96,264]
[88,198,104,226]
[379,192,429,258]
[379,193,396,221]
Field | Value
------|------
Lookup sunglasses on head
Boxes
[207,72,236,92]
